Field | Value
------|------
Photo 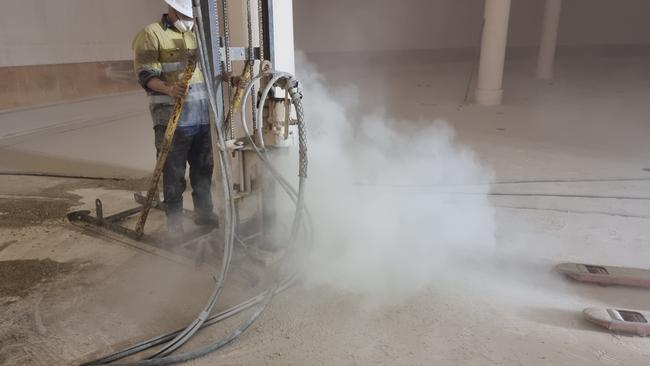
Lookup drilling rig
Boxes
[71,1,310,364]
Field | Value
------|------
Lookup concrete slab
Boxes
[3,54,650,365]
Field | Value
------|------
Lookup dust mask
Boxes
[174,19,194,33]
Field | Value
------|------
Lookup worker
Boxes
[132,0,218,241]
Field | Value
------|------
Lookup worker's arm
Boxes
[133,27,184,97]
[133,28,190,99]
[145,77,188,99]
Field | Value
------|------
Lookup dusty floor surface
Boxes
[0,176,267,365]
[3,55,650,365]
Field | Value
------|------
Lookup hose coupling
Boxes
[287,78,303,102]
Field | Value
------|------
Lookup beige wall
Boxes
[0,0,167,109]
[293,0,650,54]
[559,0,650,45]
[0,0,166,67]
[4,0,649,65]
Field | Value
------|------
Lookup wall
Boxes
[0,0,166,67]
[559,0,650,45]
[0,0,166,109]
[293,0,650,54]
[293,0,482,54]
[4,0,649,109]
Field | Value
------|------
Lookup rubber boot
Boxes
[194,210,219,228]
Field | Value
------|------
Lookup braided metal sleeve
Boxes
[246,0,254,56]
[221,0,232,73]
[257,0,265,62]
[289,82,308,179]
[246,0,259,131]
[220,0,236,139]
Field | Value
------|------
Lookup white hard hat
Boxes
[165,0,193,18]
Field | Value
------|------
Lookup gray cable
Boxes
[80,2,310,364]
[119,71,311,366]
[140,1,237,360]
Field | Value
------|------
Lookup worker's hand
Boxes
[166,82,189,99]
[220,72,243,87]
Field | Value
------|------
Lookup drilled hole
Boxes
[618,310,648,323]
[585,265,609,275]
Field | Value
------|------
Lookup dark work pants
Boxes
[154,124,214,221]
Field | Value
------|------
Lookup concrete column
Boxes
[475,0,512,106]
[536,0,562,80]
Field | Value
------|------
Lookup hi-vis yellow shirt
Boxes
[132,16,209,126]
[132,20,205,87]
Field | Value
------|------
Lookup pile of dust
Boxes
[0,259,77,298]
[277,54,502,305]
[0,198,73,227]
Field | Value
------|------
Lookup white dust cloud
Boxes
[285,54,497,303]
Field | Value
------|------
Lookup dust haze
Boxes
[277,54,648,311]
[279,54,504,305]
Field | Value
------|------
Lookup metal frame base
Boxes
[67,193,221,266]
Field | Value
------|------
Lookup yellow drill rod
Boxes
[135,57,197,239]
[225,61,253,132]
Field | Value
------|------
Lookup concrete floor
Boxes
[0,91,153,178]
[2,54,650,365]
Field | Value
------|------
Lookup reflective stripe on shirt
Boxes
[149,90,208,105]
[161,61,185,73]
